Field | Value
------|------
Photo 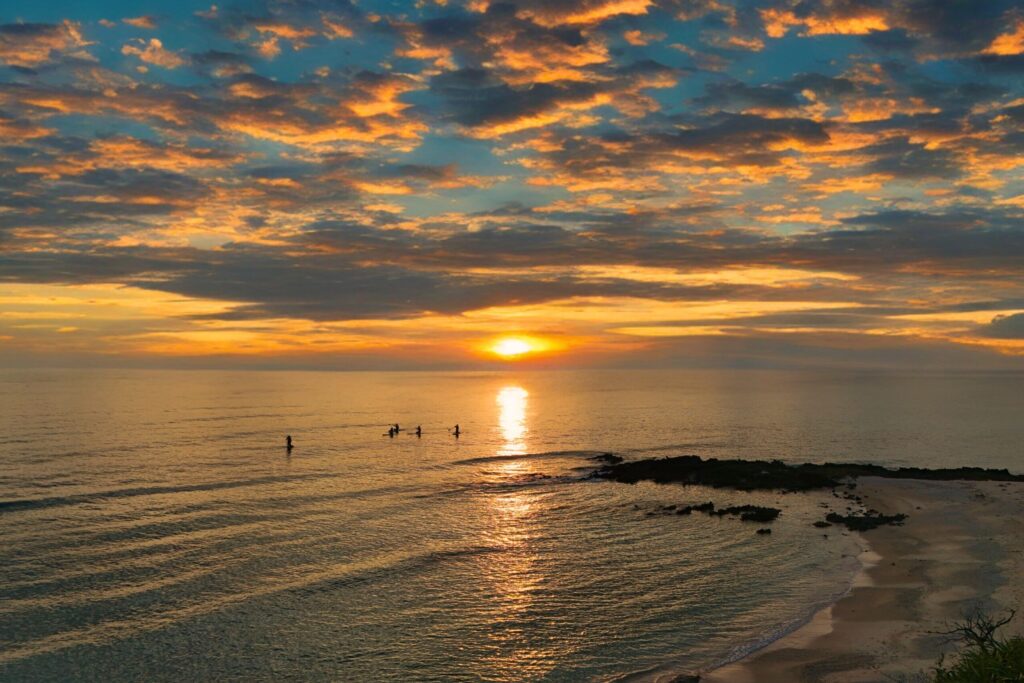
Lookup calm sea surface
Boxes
[1,368,1021,681]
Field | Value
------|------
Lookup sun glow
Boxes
[491,337,536,358]
[483,334,570,360]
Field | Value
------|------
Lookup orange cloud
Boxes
[623,29,664,46]
[397,41,454,68]
[472,0,653,27]
[985,20,1024,55]
[322,15,353,39]
[801,174,889,196]
[610,325,731,336]
[14,136,243,179]
[0,20,90,66]
[345,76,419,118]
[573,265,858,287]
[121,38,186,68]
[727,34,765,50]
[123,16,157,29]
[0,114,51,140]
[462,66,674,138]
[3,73,428,151]
[491,34,611,84]
[255,35,280,58]
[534,0,653,26]
[252,21,318,42]
[467,92,615,138]
[756,208,837,226]
[761,8,889,38]
[842,97,939,123]
[220,114,425,150]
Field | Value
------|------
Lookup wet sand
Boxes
[703,477,1024,682]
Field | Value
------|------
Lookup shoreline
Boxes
[701,477,1024,682]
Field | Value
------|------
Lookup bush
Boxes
[932,610,1024,682]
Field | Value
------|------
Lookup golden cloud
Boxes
[985,20,1024,55]
[121,38,186,69]
[0,20,90,66]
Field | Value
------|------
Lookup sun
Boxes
[492,337,534,358]
[483,335,567,360]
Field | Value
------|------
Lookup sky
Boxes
[0,0,1023,370]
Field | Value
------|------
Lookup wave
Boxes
[605,536,867,683]
[163,411,315,425]
[0,472,337,514]
[448,449,607,466]
[0,541,505,665]
[621,442,730,456]
[416,471,586,500]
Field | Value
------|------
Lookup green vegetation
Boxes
[932,611,1024,682]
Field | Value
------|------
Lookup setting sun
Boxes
[480,335,568,360]
[492,337,535,358]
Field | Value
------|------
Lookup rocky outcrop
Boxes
[594,455,1023,491]
[824,511,907,531]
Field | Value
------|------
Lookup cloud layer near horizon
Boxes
[0,0,1023,368]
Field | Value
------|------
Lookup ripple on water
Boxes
[4,368,1006,681]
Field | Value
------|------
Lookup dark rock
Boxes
[652,502,713,517]
[756,528,772,535]
[813,521,832,528]
[669,501,780,523]
[591,453,624,464]
[675,501,715,515]
[712,505,781,523]
[594,455,839,491]
[593,455,1024,491]
[825,511,907,531]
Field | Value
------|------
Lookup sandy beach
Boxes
[703,477,1024,682]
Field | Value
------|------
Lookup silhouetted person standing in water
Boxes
[415,425,422,437]
[387,426,395,438]
[286,435,293,451]
[452,424,460,438]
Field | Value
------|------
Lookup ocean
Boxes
[1,368,1021,681]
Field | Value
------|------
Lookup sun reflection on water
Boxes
[479,385,555,679]
[496,386,528,457]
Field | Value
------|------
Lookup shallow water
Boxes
[0,368,1020,681]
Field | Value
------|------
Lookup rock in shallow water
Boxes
[824,511,907,531]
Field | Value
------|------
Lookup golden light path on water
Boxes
[483,385,552,678]
[497,386,529,457]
